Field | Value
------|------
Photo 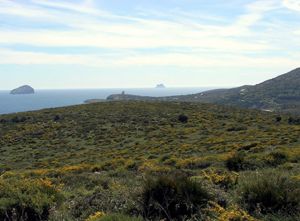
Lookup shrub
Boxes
[237,170,300,216]
[178,114,188,123]
[0,119,7,123]
[10,116,28,123]
[227,126,247,132]
[141,173,212,220]
[202,169,238,189]
[218,207,257,221]
[275,116,282,122]
[227,151,262,171]
[207,202,257,221]
[264,151,288,166]
[85,211,106,221]
[71,186,138,220]
[53,115,61,121]
[0,178,63,221]
[226,152,247,171]
[288,117,300,125]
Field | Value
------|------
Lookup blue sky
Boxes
[0,0,300,89]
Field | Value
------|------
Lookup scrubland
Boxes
[0,101,299,221]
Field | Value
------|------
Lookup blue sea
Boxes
[0,88,213,115]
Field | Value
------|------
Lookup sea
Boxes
[0,87,213,115]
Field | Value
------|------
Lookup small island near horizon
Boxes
[10,85,35,95]
[155,83,166,88]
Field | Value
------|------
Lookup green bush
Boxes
[71,187,138,220]
[178,114,188,123]
[0,178,63,221]
[142,173,212,221]
[226,152,247,171]
[237,170,300,216]
[288,117,300,125]
[265,151,288,166]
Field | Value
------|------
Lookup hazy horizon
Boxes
[0,87,216,114]
[3,86,218,91]
[1,0,300,89]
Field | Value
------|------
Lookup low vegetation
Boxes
[0,101,299,220]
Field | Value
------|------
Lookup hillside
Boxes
[107,68,300,113]
[0,101,299,220]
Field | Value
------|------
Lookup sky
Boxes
[0,0,300,89]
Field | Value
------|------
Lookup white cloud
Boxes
[30,0,137,22]
[238,0,278,27]
[0,0,274,52]
[0,0,298,71]
[0,48,298,70]
[31,0,106,17]
[0,28,270,51]
[0,0,53,18]
[283,0,300,12]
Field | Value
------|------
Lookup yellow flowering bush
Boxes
[59,164,92,173]
[219,208,258,221]
[85,211,106,221]
[202,169,238,189]
[0,178,63,221]
[207,202,258,221]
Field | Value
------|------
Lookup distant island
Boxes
[156,84,166,88]
[10,85,35,95]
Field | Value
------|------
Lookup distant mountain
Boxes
[107,68,300,113]
[10,85,35,95]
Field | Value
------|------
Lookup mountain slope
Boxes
[208,67,300,111]
[107,68,300,113]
